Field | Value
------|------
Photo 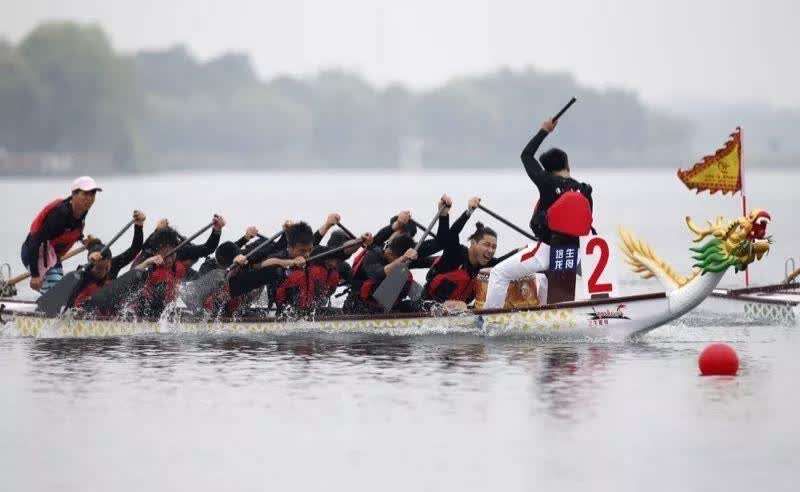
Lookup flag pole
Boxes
[739,127,749,287]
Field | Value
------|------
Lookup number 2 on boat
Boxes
[580,236,618,298]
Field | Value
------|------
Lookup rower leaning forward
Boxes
[483,106,594,309]
[20,176,101,294]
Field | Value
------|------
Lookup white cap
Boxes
[71,176,102,193]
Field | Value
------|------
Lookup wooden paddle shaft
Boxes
[101,219,136,256]
[164,221,215,258]
[477,204,537,242]
[414,208,442,252]
[6,246,88,286]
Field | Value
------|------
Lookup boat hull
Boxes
[701,285,799,324]
[2,293,670,340]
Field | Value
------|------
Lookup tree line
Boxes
[1,21,693,174]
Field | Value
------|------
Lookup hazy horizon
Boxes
[3,0,799,108]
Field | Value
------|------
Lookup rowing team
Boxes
[19,116,595,317]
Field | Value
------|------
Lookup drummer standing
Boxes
[482,117,594,308]
[20,176,101,294]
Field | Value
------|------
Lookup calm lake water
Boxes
[1,170,798,491]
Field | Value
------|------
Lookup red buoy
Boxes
[698,343,739,376]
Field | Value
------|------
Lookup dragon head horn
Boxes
[685,216,714,243]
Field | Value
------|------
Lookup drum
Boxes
[474,269,541,310]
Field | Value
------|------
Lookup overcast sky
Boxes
[3,0,798,107]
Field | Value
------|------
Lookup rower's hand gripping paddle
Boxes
[84,221,215,312]
[36,219,137,316]
[227,230,284,278]
[372,206,442,312]
[179,229,284,312]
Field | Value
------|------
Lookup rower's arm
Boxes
[416,238,443,258]
[229,267,273,297]
[177,229,221,262]
[521,129,549,185]
[410,256,437,269]
[372,224,394,248]
[450,209,472,237]
[26,207,73,277]
[246,235,286,264]
[110,224,144,276]
[489,247,523,266]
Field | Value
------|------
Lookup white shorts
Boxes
[483,242,550,309]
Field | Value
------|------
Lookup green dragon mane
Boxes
[691,238,739,274]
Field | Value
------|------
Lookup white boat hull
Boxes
[2,293,671,340]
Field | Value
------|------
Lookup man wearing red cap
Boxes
[21,176,101,294]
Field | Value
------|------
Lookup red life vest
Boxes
[351,248,368,277]
[275,265,340,309]
[29,198,84,256]
[309,264,340,295]
[142,261,188,304]
[73,278,108,309]
[203,283,243,317]
[546,191,593,237]
[425,266,477,302]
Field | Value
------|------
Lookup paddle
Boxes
[162,221,215,258]
[227,230,284,277]
[336,222,357,239]
[477,204,537,242]
[86,221,215,312]
[410,219,439,241]
[182,229,284,311]
[372,207,442,312]
[2,246,89,294]
[307,238,364,264]
[36,220,136,316]
[553,97,577,122]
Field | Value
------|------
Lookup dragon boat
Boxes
[703,279,799,324]
[0,211,772,339]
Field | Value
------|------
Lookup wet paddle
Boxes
[553,97,577,122]
[36,219,137,316]
[86,221,215,311]
[372,207,441,312]
[477,204,537,242]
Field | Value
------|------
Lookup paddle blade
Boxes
[371,265,410,312]
[84,269,147,312]
[180,269,226,312]
[36,269,85,316]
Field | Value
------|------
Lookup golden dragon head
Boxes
[685,209,772,273]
